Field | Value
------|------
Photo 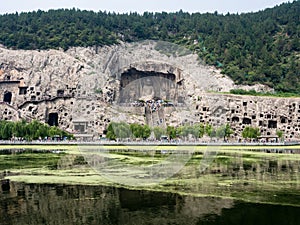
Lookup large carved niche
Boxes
[119,68,183,103]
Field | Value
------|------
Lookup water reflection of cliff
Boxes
[1,182,299,225]
[0,182,233,225]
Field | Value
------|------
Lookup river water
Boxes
[0,181,300,225]
[1,147,300,224]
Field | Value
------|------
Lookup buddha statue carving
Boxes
[140,77,155,101]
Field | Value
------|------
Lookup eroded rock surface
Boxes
[0,41,295,140]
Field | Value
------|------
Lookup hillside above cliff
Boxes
[0,1,299,93]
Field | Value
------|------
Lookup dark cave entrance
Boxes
[232,116,240,123]
[3,92,12,104]
[268,120,277,129]
[242,118,252,125]
[119,68,182,103]
[120,68,176,88]
[48,113,58,126]
[57,90,64,97]
[19,87,27,95]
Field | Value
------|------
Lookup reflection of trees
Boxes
[207,154,300,183]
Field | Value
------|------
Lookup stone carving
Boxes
[0,41,297,140]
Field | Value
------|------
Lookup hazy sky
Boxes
[0,0,291,15]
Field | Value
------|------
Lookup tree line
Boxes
[106,122,285,142]
[106,122,151,140]
[106,122,234,141]
[0,119,283,142]
[0,1,299,93]
[0,120,73,141]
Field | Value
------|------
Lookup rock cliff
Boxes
[0,41,297,141]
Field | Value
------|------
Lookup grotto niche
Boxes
[3,91,12,104]
[118,68,184,104]
[47,113,59,126]
[117,67,186,127]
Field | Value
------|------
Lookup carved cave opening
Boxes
[19,87,27,95]
[268,120,277,129]
[74,123,86,133]
[3,92,12,104]
[119,68,183,103]
[232,116,239,123]
[48,113,58,126]
[57,90,64,97]
[4,75,11,81]
[73,119,89,133]
[280,117,287,124]
[242,118,252,125]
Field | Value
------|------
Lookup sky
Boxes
[0,0,291,15]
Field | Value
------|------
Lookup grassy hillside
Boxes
[0,1,299,93]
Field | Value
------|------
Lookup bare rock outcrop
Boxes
[1,41,296,141]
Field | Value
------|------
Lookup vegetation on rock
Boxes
[229,89,300,97]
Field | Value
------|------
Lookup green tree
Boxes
[242,126,261,141]
[179,125,191,139]
[167,126,177,140]
[216,124,233,141]
[0,119,72,140]
[197,123,205,138]
[0,121,13,140]
[178,124,202,140]
[114,122,131,139]
[130,123,143,139]
[141,125,151,139]
[205,124,215,137]
[48,126,62,138]
[12,120,27,137]
[153,126,166,140]
[106,122,117,140]
[276,130,284,142]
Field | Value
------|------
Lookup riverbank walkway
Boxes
[0,140,297,146]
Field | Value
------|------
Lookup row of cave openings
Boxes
[231,116,278,128]
[2,90,59,127]
[3,88,67,104]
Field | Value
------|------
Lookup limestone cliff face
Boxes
[0,41,296,140]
